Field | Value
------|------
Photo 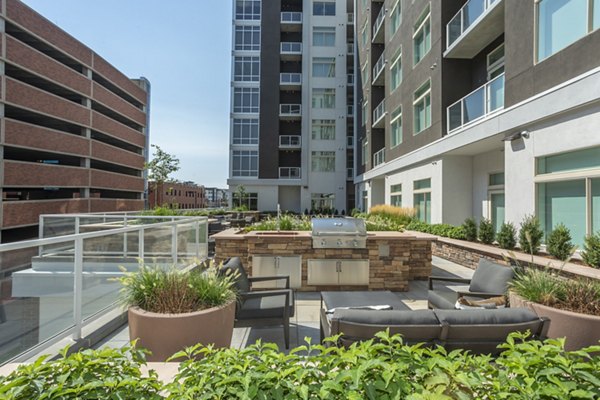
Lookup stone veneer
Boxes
[213,229,436,292]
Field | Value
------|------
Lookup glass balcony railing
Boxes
[281,12,302,23]
[347,74,354,85]
[347,104,354,117]
[347,13,354,24]
[373,148,385,167]
[347,136,354,147]
[447,0,499,48]
[280,73,302,85]
[372,6,385,40]
[279,167,301,179]
[347,43,354,55]
[372,52,386,82]
[447,72,504,133]
[372,99,386,126]
[280,104,302,116]
[281,42,302,54]
[279,135,301,147]
[347,168,354,179]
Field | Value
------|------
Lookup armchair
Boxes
[220,257,295,348]
[428,258,514,309]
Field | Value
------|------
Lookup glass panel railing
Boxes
[347,13,354,24]
[347,136,354,147]
[372,53,386,81]
[463,0,486,30]
[372,6,385,37]
[347,43,354,55]
[347,105,354,116]
[279,167,301,179]
[487,74,505,112]
[463,86,485,124]
[280,104,302,115]
[280,73,302,84]
[374,149,385,166]
[373,99,386,124]
[347,74,354,84]
[447,0,498,48]
[281,42,302,53]
[281,12,302,23]
[447,102,463,132]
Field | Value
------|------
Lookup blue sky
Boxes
[21,0,232,188]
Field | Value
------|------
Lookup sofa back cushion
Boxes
[220,257,250,293]
[469,259,514,294]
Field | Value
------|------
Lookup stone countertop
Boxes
[213,229,437,241]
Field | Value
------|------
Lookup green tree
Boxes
[233,185,248,210]
[145,144,180,207]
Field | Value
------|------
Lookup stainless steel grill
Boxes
[311,217,367,249]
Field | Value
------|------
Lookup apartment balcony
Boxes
[279,104,302,120]
[445,0,505,59]
[347,74,354,85]
[372,53,386,87]
[281,12,302,32]
[347,13,354,25]
[279,135,301,149]
[279,167,301,179]
[281,42,302,61]
[372,99,386,128]
[373,148,385,167]
[347,136,354,148]
[347,105,354,119]
[347,43,354,56]
[280,73,302,90]
[347,168,354,180]
[447,73,504,133]
[372,6,385,44]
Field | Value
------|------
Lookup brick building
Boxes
[0,0,150,242]
[148,181,206,210]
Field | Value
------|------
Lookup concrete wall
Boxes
[441,156,473,226]
[472,150,504,222]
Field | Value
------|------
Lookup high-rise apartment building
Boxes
[228,0,355,214]
[356,0,600,247]
[0,0,150,242]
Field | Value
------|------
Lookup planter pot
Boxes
[509,293,600,351]
[128,300,235,361]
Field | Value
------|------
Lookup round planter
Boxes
[509,293,600,351]
[128,300,236,362]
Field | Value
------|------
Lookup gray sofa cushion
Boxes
[333,309,438,325]
[469,259,514,294]
[434,307,539,326]
[220,257,250,293]
[427,290,458,310]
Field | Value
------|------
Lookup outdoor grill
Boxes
[311,217,367,249]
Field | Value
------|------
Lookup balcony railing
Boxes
[347,136,354,147]
[347,73,354,85]
[347,104,354,117]
[447,73,504,133]
[372,99,386,127]
[447,0,499,49]
[280,104,302,116]
[372,52,386,84]
[280,42,302,54]
[279,167,301,179]
[347,43,354,55]
[373,148,385,167]
[280,73,302,85]
[372,6,385,42]
[281,12,302,23]
[347,13,354,24]
[279,135,301,148]
[347,168,354,179]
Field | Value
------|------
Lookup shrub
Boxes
[405,221,467,240]
[462,218,478,242]
[246,215,312,232]
[582,231,600,268]
[369,204,415,226]
[519,215,544,254]
[497,222,517,250]
[116,263,236,314]
[546,223,574,261]
[479,218,495,244]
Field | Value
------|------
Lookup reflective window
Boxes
[313,57,336,77]
[312,119,336,140]
[537,0,588,61]
[390,107,402,147]
[235,0,261,20]
[233,87,259,113]
[232,118,259,145]
[311,151,336,172]
[234,26,260,51]
[413,6,431,65]
[313,1,335,16]
[313,27,336,46]
[413,80,431,134]
[390,0,401,36]
[312,88,336,109]
[233,56,260,82]
[390,50,402,91]
[232,150,258,177]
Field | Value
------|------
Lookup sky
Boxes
[21,0,232,188]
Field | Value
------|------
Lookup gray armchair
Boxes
[220,257,295,348]
[428,258,514,309]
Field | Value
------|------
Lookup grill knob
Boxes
[353,240,358,247]
[337,239,342,247]
[321,239,326,247]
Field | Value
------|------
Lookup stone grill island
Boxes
[213,224,436,292]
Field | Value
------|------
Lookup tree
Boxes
[145,145,180,207]
[232,185,248,211]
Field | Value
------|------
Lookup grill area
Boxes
[311,218,367,249]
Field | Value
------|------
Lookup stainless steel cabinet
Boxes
[252,255,301,289]
[307,259,369,286]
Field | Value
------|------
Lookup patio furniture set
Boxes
[221,257,550,352]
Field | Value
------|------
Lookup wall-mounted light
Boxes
[502,130,530,142]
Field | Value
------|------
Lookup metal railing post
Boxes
[123,218,128,257]
[195,221,200,259]
[139,227,145,261]
[73,237,83,341]
[171,223,178,266]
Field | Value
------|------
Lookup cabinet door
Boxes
[338,260,370,285]
[252,256,301,289]
[307,260,339,285]
[251,256,278,289]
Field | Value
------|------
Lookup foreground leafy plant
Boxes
[0,345,163,400]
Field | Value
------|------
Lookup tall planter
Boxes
[128,300,236,362]
[509,293,600,351]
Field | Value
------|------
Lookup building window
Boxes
[311,151,336,172]
[234,26,260,51]
[361,140,368,166]
[536,146,600,246]
[487,44,505,80]
[313,1,335,16]
[233,56,260,82]
[489,172,505,186]
[232,118,259,145]
[489,172,505,234]
[390,183,402,207]
[313,57,336,77]
[233,191,258,210]
[390,0,401,36]
[313,27,336,46]
[311,193,335,212]
[413,178,431,223]
[537,0,598,61]
[361,62,369,87]
[390,49,402,91]
[361,23,368,46]
[361,100,368,126]
[390,107,402,148]
[233,87,259,113]
[413,5,431,65]
[235,0,261,20]
[311,119,336,140]
[312,88,335,108]
[232,150,258,177]
[413,80,431,134]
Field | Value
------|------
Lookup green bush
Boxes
[582,231,600,268]
[405,221,467,240]
[245,215,312,232]
[546,223,574,261]
[497,222,517,250]
[519,215,544,254]
[479,218,495,244]
[462,218,478,242]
